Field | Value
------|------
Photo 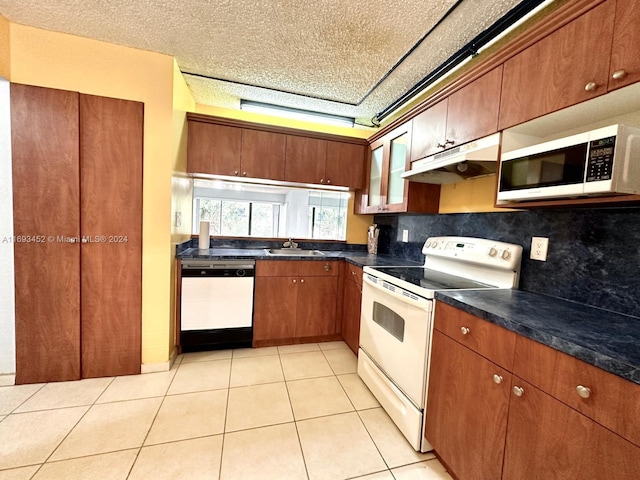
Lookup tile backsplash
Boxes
[375,206,640,318]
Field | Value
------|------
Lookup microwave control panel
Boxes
[586,136,616,182]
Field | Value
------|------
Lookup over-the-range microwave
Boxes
[497,124,640,202]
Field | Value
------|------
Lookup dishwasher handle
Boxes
[181,266,255,278]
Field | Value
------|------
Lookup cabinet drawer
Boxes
[434,302,516,370]
[256,260,339,277]
[514,335,640,448]
[344,263,363,287]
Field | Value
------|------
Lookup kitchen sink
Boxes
[264,248,326,256]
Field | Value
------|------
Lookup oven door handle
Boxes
[363,275,431,310]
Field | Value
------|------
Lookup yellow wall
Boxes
[195,104,372,139]
[438,175,506,213]
[9,23,175,365]
[170,60,196,356]
[0,16,9,79]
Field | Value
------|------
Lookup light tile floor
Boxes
[0,341,454,480]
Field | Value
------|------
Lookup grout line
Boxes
[5,382,47,415]
[217,349,234,480]
[278,352,311,480]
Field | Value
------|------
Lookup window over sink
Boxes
[193,179,349,240]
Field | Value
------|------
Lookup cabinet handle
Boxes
[242,172,247,176]
[584,81,597,92]
[612,69,627,80]
[460,326,470,335]
[445,139,455,146]
[233,171,239,176]
[576,385,591,399]
[300,278,305,283]
[437,142,446,149]
[324,264,331,272]
[351,271,356,276]
[292,279,297,284]
[326,179,331,184]
[320,178,325,184]
[513,386,524,397]
[493,374,503,384]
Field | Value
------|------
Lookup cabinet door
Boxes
[284,135,327,184]
[361,141,385,212]
[503,377,640,480]
[241,129,286,181]
[295,276,338,338]
[11,84,81,384]
[253,277,297,342]
[446,66,502,146]
[409,99,447,161]
[498,0,616,129]
[325,141,366,189]
[425,331,511,480]
[341,277,362,354]
[384,129,410,212]
[187,121,241,175]
[80,95,143,378]
[609,0,640,90]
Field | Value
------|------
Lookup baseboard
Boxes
[140,349,178,374]
[0,374,16,386]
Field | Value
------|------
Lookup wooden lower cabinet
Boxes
[253,260,340,346]
[426,330,511,480]
[341,265,362,354]
[503,377,640,480]
[427,302,640,480]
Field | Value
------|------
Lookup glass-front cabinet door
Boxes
[386,132,408,207]
[367,144,384,209]
[357,119,439,214]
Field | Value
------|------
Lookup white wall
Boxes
[0,77,16,379]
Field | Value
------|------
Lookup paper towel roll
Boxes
[198,221,210,249]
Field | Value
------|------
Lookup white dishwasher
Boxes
[180,259,254,351]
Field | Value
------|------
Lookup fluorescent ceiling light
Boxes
[241,100,354,128]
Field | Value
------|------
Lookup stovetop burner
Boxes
[372,266,494,291]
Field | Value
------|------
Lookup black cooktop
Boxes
[370,266,494,291]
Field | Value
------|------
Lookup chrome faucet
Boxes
[283,237,298,249]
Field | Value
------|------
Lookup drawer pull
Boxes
[300,278,305,283]
[576,385,591,399]
[513,386,524,397]
[584,81,597,92]
[612,69,627,80]
[460,326,470,335]
[493,374,503,385]
[292,279,297,284]
[324,264,331,272]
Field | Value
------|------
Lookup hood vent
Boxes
[401,133,500,184]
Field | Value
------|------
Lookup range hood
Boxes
[401,133,500,184]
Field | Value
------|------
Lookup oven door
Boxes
[359,274,433,408]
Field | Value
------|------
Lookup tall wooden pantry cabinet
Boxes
[11,83,143,384]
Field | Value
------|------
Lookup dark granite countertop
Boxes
[435,289,640,385]
[177,247,421,268]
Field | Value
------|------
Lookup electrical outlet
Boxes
[530,237,549,261]
[175,211,182,228]
[402,229,409,242]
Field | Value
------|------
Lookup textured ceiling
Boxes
[0,0,524,125]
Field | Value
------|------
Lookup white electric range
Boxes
[357,236,523,452]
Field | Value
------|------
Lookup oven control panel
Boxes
[423,236,523,272]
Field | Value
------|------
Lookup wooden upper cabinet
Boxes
[285,136,366,188]
[325,141,366,189]
[240,129,286,181]
[409,99,448,161]
[446,66,502,147]
[498,0,616,129]
[609,0,640,91]
[284,135,327,184]
[187,121,241,175]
